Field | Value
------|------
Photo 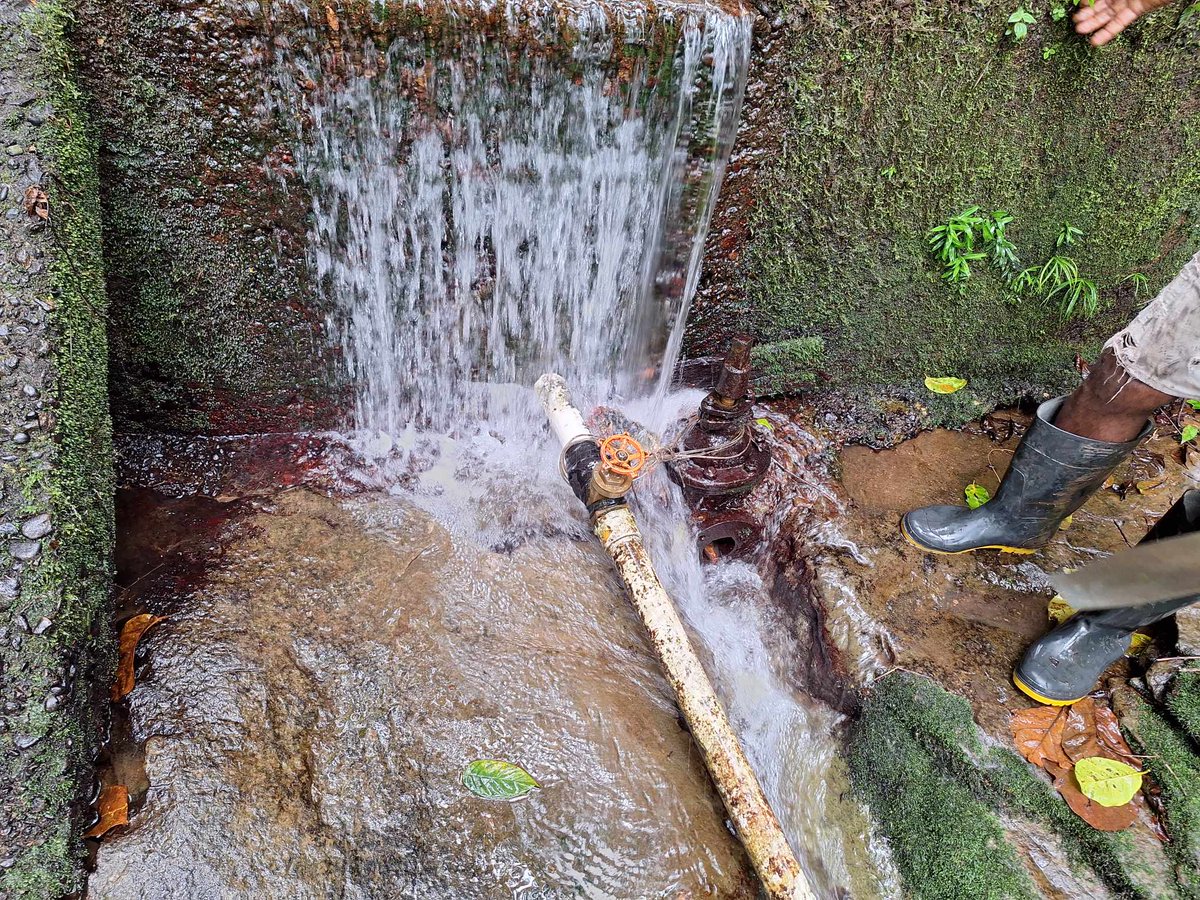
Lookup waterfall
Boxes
[278,0,751,438]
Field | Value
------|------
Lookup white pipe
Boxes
[537,374,813,900]
[534,373,592,450]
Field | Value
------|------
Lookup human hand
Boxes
[1073,0,1176,46]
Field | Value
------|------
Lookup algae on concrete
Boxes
[693,1,1200,431]
[0,1,115,896]
[1117,683,1200,899]
[850,673,1191,899]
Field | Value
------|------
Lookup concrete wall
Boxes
[689,0,1200,441]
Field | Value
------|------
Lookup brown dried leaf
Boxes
[1011,705,1072,770]
[85,785,129,839]
[112,613,164,701]
[1047,762,1137,832]
[23,185,48,220]
[1061,699,1141,768]
[323,3,339,30]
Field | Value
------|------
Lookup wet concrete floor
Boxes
[89,405,1200,899]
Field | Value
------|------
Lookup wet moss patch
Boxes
[850,673,1184,899]
[1115,685,1200,899]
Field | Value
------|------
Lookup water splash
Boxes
[281,2,751,439]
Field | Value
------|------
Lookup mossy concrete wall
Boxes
[689,0,1200,437]
[0,1,115,895]
[72,0,346,435]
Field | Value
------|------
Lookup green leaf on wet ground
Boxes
[755,417,774,431]
[1184,399,1200,411]
[964,483,991,509]
[925,376,967,394]
[462,759,540,801]
[1182,424,1200,445]
[1074,756,1143,808]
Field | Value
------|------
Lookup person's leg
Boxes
[902,249,1200,555]
[1054,349,1174,443]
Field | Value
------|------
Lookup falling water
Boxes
[267,3,901,897]
[284,1,751,438]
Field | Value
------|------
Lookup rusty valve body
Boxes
[668,335,772,560]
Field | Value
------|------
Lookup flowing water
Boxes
[92,3,901,897]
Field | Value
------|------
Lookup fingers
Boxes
[1073,0,1155,46]
[1090,4,1141,44]
[1073,0,1112,34]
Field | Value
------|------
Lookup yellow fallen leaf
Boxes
[1074,757,1144,808]
[1126,633,1152,657]
[924,376,967,394]
[85,785,129,839]
[112,613,165,701]
[1048,595,1076,627]
[1059,514,1073,531]
[1136,479,1165,495]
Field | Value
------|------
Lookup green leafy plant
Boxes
[926,207,987,286]
[1182,424,1200,445]
[1187,400,1200,411]
[1042,45,1058,60]
[1047,276,1099,319]
[1182,2,1200,26]
[1008,6,1036,39]
[1120,272,1149,299]
[1050,3,1068,21]
[1056,222,1083,248]
[980,210,1021,280]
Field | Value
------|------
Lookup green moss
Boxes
[752,336,824,395]
[851,673,1177,899]
[1165,670,1200,746]
[1,2,115,896]
[848,681,1036,899]
[1118,687,1200,898]
[740,3,1200,425]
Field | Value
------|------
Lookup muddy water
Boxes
[94,482,759,898]
[94,389,909,900]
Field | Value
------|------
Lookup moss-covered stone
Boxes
[691,1,1200,431]
[1115,684,1200,899]
[0,0,115,895]
[1164,670,1200,746]
[752,336,823,396]
[850,673,1187,899]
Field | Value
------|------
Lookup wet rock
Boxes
[1175,605,1200,657]
[0,577,17,598]
[5,145,23,156]
[1146,659,1184,702]
[8,540,39,560]
[11,432,29,445]
[43,694,62,712]
[32,617,52,635]
[21,513,51,539]
[21,384,37,398]
[14,734,40,750]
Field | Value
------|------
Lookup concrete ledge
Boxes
[0,1,114,894]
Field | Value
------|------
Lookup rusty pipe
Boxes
[534,374,813,900]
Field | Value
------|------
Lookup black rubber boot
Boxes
[1014,490,1200,705]
[901,397,1150,554]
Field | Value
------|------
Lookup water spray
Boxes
[534,373,814,900]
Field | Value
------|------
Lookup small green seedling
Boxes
[1008,6,1036,40]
